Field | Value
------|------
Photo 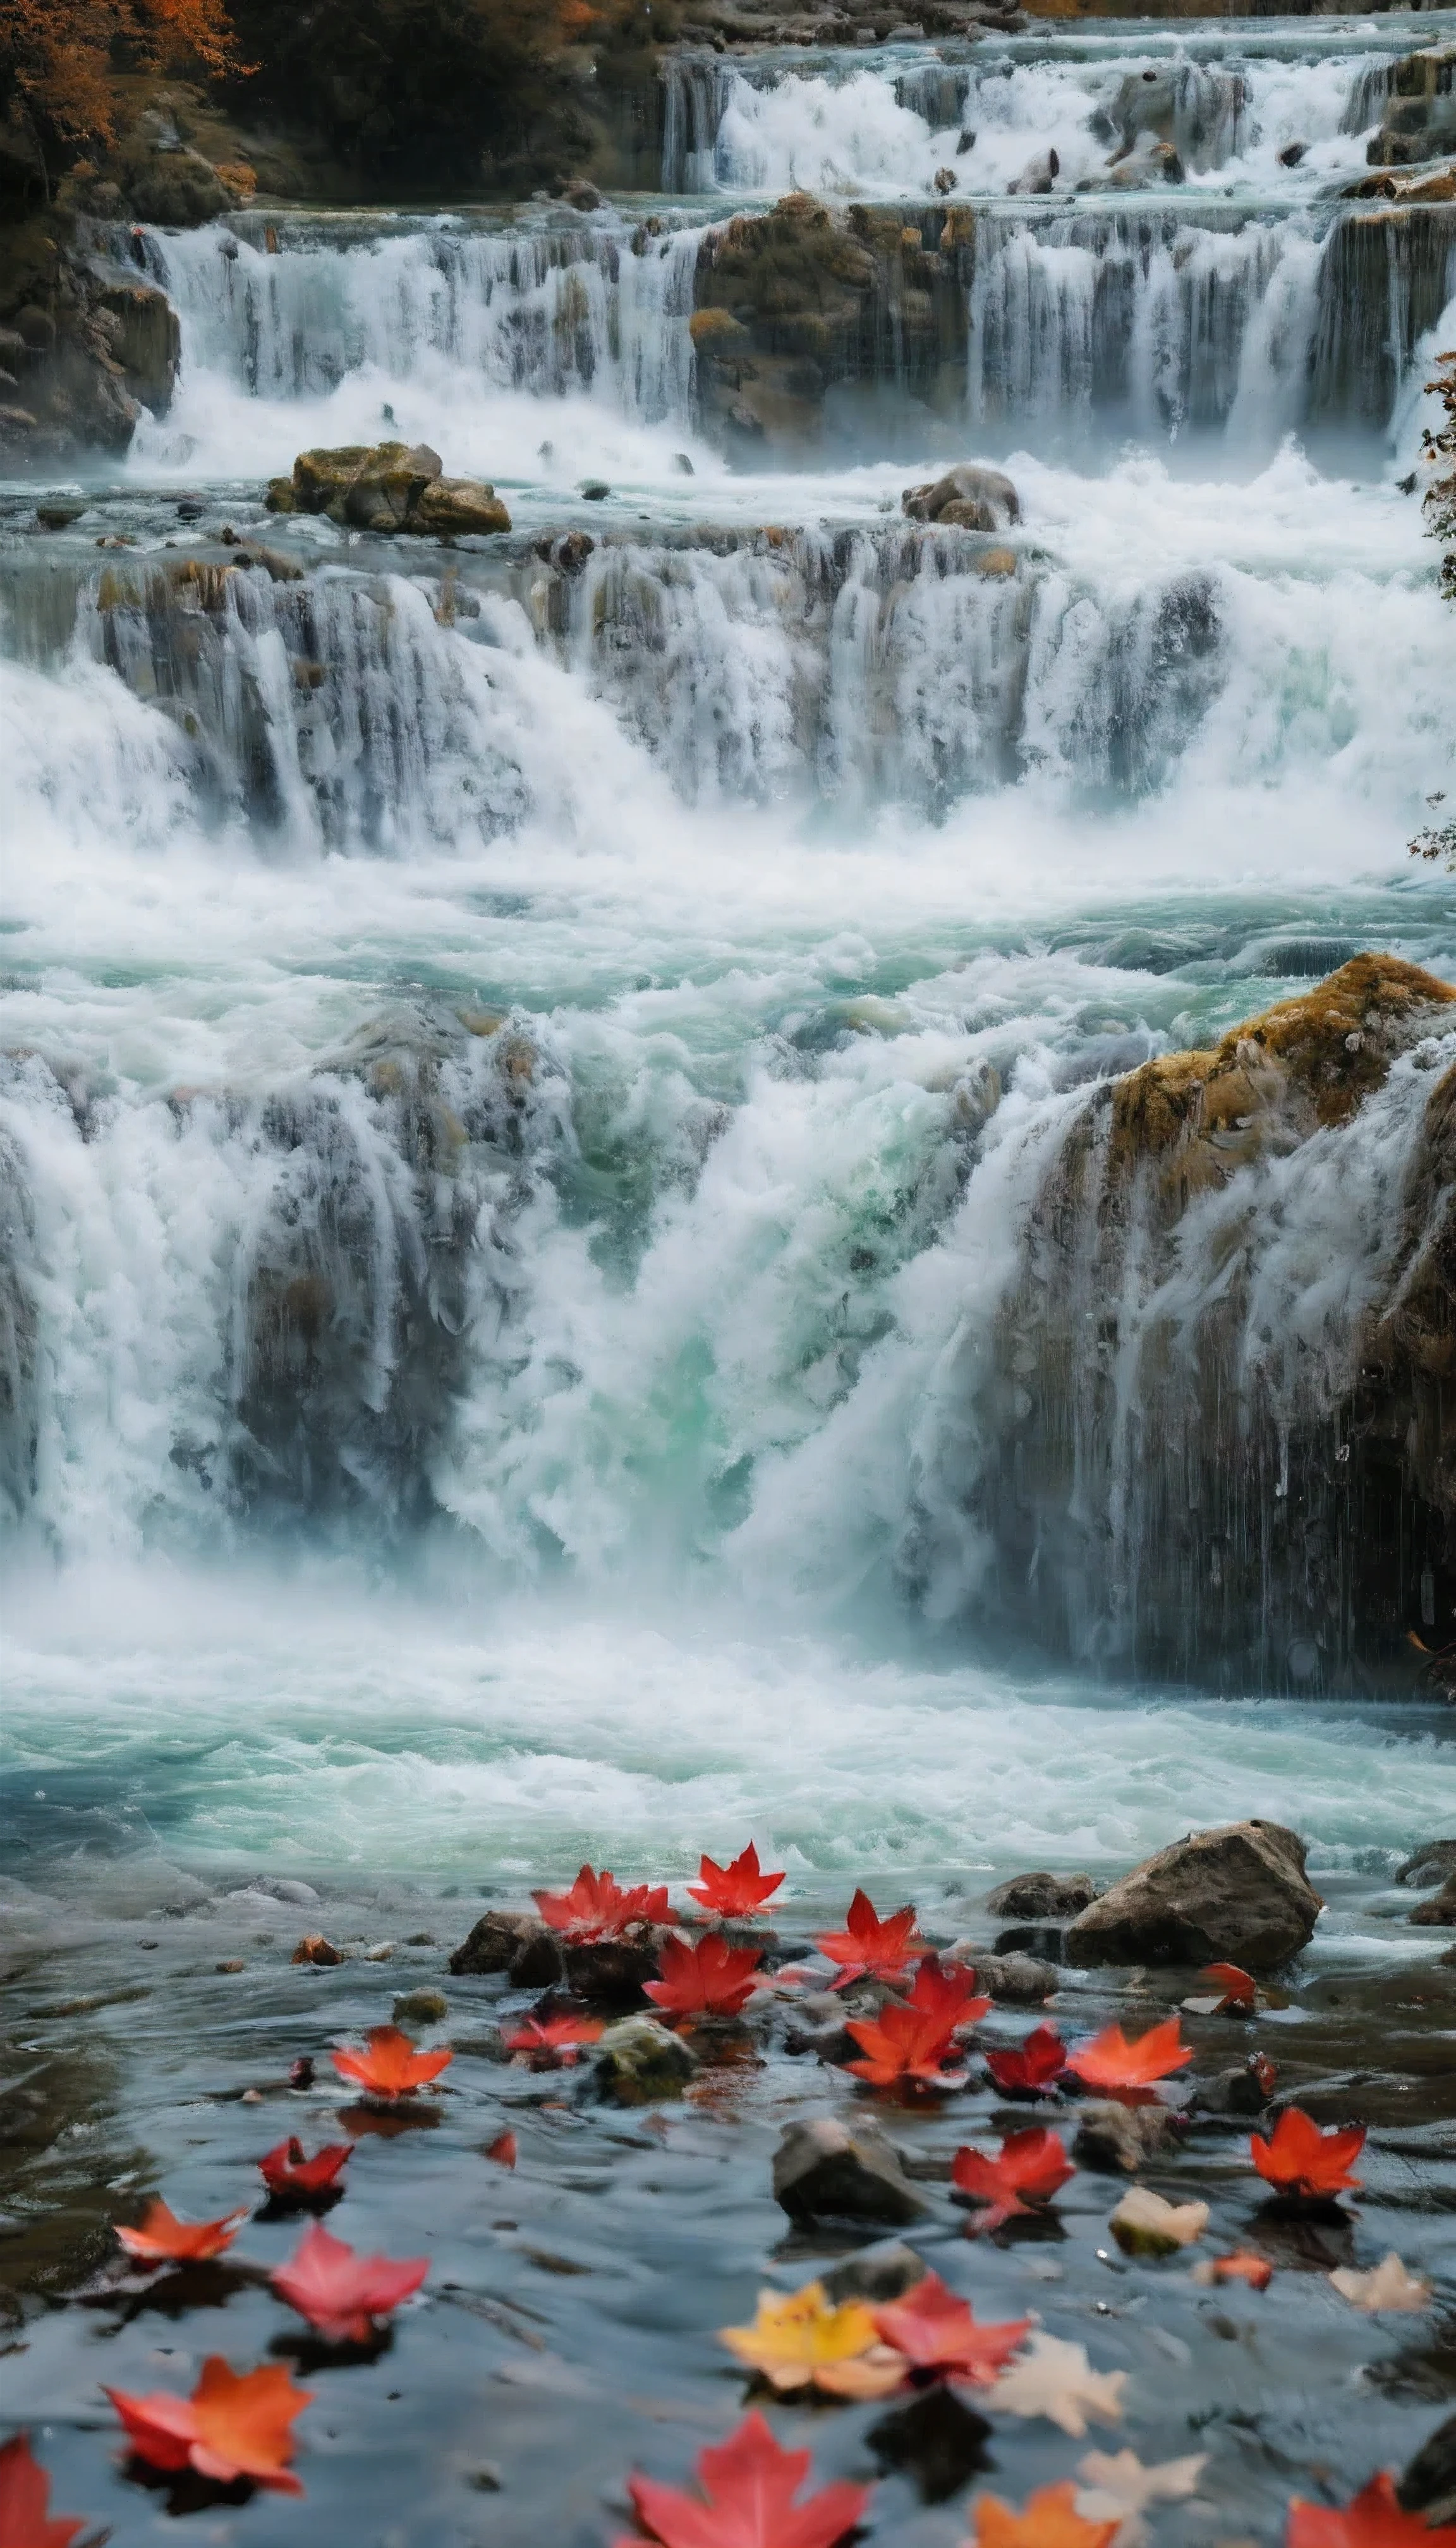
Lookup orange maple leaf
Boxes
[617,2408,871,2548]
[1204,2250,1273,2290]
[106,2357,311,2494]
[1201,1962,1258,2013]
[533,1866,669,1939]
[1065,2018,1192,2093]
[974,2480,1120,2548]
[331,2024,452,2101]
[501,2013,605,2066]
[952,2126,1074,2232]
[687,1843,786,1920]
[0,2433,87,2548]
[1287,2472,1456,2548]
[485,2130,518,2167]
[902,1955,992,2032]
[1251,2107,1365,2198]
[257,2137,351,2202]
[845,2000,966,2089]
[872,2269,1031,2385]
[815,1889,928,1989]
[985,2024,1067,2096]
[114,2197,248,2264]
[270,2222,427,2343]
[646,1933,763,2022]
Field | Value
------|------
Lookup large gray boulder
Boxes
[1064,1819,1321,1973]
[268,441,511,537]
[902,462,1020,531]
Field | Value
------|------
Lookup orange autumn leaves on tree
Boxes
[0,2434,87,2548]
[1251,2108,1366,2199]
[617,2410,871,2548]
[2,0,241,160]
[106,2357,311,2495]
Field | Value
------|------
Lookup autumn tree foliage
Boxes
[0,0,238,182]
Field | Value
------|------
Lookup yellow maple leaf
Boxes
[720,2283,901,2394]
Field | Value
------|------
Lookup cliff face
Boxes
[926,958,1456,1694]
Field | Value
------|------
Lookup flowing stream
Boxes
[3,9,1456,1886]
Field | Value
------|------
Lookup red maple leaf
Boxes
[1287,2472,1456,2548]
[645,1934,763,2023]
[258,2138,352,2201]
[1201,1962,1258,2013]
[844,2000,966,2089]
[1065,2017,1192,2094]
[902,1956,992,2032]
[1205,2250,1273,2290]
[106,2357,311,2495]
[331,2025,453,2101]
[687,1843,786,1920]
[114,2198,248,2264]
[533,1866,670,1940]
[872,2270,1031,2386]
[485,2130,518,2168]
[501,2013,605,2066]
[815,1890,928,1989]
[1251,2107,1366,2198]
[0,2434,86,2548]
[984,2024,1067,2097]
[270,2221,428,2343]
[617,2409,871,2548]
[952,2126,1074,2232]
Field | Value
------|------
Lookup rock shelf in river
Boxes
[265,441,512,537]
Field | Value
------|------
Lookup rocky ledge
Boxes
[265,442,512,538]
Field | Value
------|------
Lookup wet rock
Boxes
[902,462,1021,531]
[291,1934,343,1966]
[1367,48,1456,169]
[971,1950,1059,2003]
[773,2116,930,2225]
[1072,2100,1183,2174]
[1100,138,1184,186]
[1191,2059,1277,2119]
[590,2015,698,2105]
[1397,1838,1456,1887]
[449,1911,565,1988]
[580,480,611,501]
[1409,1872,1456,1926]
[94,280,181,414]
[393,1988,448,2026]
[35,500,87,530]
[1278,140,1308,167]
[1398,2407,1456,2524]
[1065,1823,1322,1972]
[274,442,511,537]
[933,166,957,193]
[564,1931,669,2008]
[869,2386,993,2502]
[1009,147,1060,193]
[985,1871,1097,1920]
[821,2243,927,2305]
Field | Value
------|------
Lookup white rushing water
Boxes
[3,10,1456,1874]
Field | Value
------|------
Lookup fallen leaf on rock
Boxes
[846,2000,968,2090]
[1066,2020,1192,2096]
[985,2025,1068,2098]
[291,1934,342,1967]
[953,2128,1074,2233]
[1201,1963,1258,2014]
[720,2284,904,2398]
[617,2407,871,2548]
[645,1934,763,2023]
[258,2137,351,2201]
[533,1866,670,1941]
[1328,2252,1432,2312]
[1075,2448,1208,2547]
[873,2270,1031,2387]
[974,2480,1120,2548]
[986,2332,1127,2438]
[114,2197,248,2264]
[1251,2108,1364,2199]
[0,2432,86,2548]
[106,2357,311,2495]
[902,1956,992,2033]
[500,2014,605,2066]
[331,2023,452,2101]
[1108,2187,1209,2257]
[1191,2250,1273,2291]
[485,2130,518,2168]
[688,1844,786,1920]
[1287,2472,1456,2548]
[271,2221,428,2341]
[815,1890,928,1991]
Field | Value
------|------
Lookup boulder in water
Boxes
[450,1910,566,1984]
[1065,1819,1322,1972]
[590,2015,698,2104]
[773,2115,929,2224]
[1409,1872,1456,1926]
[1072,2099,1182,2174]
[985,1870,1096,1919]
[272,442,511,537]
[1009,147,1059,194]
[1397,1838,1456,1887]
[902,462,1020,531]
